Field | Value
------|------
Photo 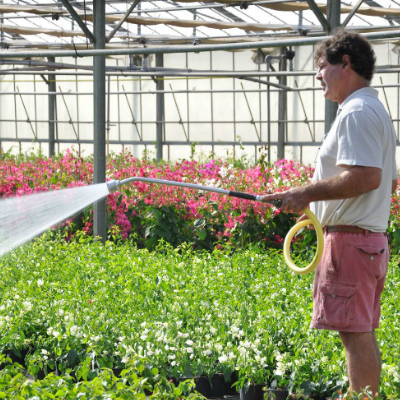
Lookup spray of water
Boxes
[0,183,110,257]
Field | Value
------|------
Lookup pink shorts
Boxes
[311,229,389,332]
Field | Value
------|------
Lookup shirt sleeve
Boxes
[335,110,383,169]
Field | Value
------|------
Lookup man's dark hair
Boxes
[314,28,376,82]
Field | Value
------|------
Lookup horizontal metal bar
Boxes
[0,69,317,77]
[0,84,399,97]
[1,67,400,78]
[4,137,400,146]
[0,89,290,95]
[0,30,400,58]
[0,118,325,124]
[0,137,325,146]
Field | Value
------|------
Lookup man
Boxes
[262,29,398,397]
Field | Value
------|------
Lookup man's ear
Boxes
[342,55,351,69]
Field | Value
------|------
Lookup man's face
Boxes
[316,56,345,104]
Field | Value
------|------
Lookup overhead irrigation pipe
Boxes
[106,177,324,275]
[0,30,400,59]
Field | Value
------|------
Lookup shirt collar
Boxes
[337,86,378,115]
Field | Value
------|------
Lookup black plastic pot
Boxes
[194,376,212,398]
[210,373,226,398]
[239,384,265,400]
[224,370,238,395]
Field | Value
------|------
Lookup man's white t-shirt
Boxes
[310,87,397,232]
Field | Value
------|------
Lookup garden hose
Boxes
[283,208,324,275]
[107,178,324,275]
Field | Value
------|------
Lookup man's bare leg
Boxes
[339,331,381,397]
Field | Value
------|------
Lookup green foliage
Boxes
[0,237,400,398]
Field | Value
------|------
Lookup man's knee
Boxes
[339,331,375,350]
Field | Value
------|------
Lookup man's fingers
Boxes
[262,193,283,201]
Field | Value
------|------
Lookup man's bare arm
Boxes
[392,178,398,194]
[262,166,382,214]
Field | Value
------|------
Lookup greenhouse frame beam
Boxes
[6,82,400,96]
[60,0,95,43]
[278,47,287,160]
[48,56,56,157]
[342,0,365,28]
[304,0,329,32]
[106,0,141,43]
[156,53,164,161]
[0,137,326,147]
[2,66,400,78]
[1,30,400,58]
[93,0,107,243]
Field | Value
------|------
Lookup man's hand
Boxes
[261,186,310,214]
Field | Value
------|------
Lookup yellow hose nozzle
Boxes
[283,208,324,275]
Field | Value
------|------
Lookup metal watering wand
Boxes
[107,177,324,275]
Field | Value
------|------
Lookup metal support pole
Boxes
[278,47,287,160]
[324,0,340,133]
[93,0,107,243]
[266,54,280,162]
[156,53,164,161]
[48,56,56,157]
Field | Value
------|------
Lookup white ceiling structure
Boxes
[0,0,400,53]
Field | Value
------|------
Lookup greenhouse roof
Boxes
[0,0,400,53]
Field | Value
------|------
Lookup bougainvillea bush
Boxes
[0,148,316,252]
[2,148,399,254]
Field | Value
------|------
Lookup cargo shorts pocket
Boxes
[355,245,388,279]
[318,282,357,327]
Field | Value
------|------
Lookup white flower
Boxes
[219,167,228,178]
[204,350,212,356]
[185,339,194,346]
[37,279,44,287]
[122,356,130,364]
[23,301,32,311]
[218,355,228,363]
[52,331,61,339]
[41,349,48,355]
[230,326,239,334]
[186,347,194,354]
